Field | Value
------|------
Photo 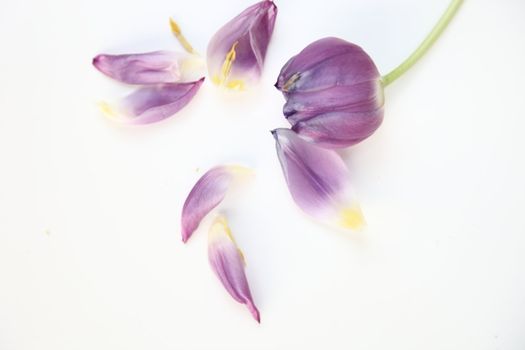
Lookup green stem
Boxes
[381,0,463,87]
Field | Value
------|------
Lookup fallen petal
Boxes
[272,128,364,230]
[208,216,260,322]
[181,165,252,242]
[207,0,277,89]
[99,78,204,124]
[93,51,205,84]
[93,51,186,84]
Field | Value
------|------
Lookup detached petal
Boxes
[99,78,204,124]
[181,165,252,242]
[208,216,260,322]
[207,0,277,89]
[272,128,365,230]
[93,51,183,84]
[93,51,205,84]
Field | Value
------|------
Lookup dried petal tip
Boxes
[272,128,365,230]
[208,216,260,322]
[181,165,253,242]
[275,37,384,148]
[99,78,204,125]
[207,0,277,89]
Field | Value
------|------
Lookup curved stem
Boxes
[381,0,463,87]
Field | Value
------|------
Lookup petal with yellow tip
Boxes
[99,78,204,125]
[181,165,252,242]
[272,128,365,230]
[208,216,260,322]
[207,0,277,89]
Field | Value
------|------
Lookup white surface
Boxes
[1,0,524,349]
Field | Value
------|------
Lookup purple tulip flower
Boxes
[275,37,384,149]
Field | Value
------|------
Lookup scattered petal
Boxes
[207,0,277,89]
[181,165,252,242]
[93,51,184,84]
[99,78,204,124]
[208,216,260,322]
[275,37,384,148]
[272,128,365,230]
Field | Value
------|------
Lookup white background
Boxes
[1,0,524,349]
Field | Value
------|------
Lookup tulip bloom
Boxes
[275,0,463,149]
[181,165,252,242]
[208,216,260,322]
[98,78,204,125]
[275,37,384,149]
[272,128,364,230]
[207,0,277,90]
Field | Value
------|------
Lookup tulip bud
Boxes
[275,37,384,148]
[207,0,277,90]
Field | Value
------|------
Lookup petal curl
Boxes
[272,128,364,230]
[181,165,252,242]
[207,0,277,89]
[99,78,204,125]
[208,216,260,322]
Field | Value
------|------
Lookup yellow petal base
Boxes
[339,206,365,230]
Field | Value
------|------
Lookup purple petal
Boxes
[101,78,204,125]
[272,128,364,229]
[283,80,384,123]
[181,165,251,242]
[292,108,385,148]
[93,51,185,85]
[275,37,380,93]
[207,0,277,88]
[208,216,260,322]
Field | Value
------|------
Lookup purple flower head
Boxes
[275,37,384,148]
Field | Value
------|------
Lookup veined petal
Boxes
[283,80,384,123]
[275,37,380,93]
[207,0,277,89]
[93,51,205,84]
[99,78,204,125]
[292,108,385,148]
[208,216,260,322]
[272,128,365,230]
[181,165,252,242]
